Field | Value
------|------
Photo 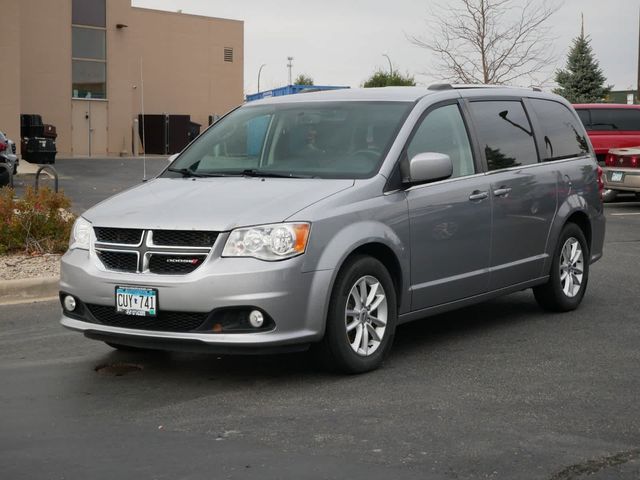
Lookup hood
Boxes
[83,176,354,231]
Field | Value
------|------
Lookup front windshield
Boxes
[166,101,412,179]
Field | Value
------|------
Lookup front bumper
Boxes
[60,247,334,352]
[603,167,640,193]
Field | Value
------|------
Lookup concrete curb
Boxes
[0,276,59,305]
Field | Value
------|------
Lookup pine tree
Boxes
[554,20,610,103]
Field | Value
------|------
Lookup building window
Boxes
[224,48,233,62]
[72,60,106,100]
[72,27,106,60]
[72,0,106,28]
[72,0,106,99]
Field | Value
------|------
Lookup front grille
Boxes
[148,254,207,274]
[94,227,143,245]
[97,250,138,272]
[87,304,208,332]
[92,229,218,275]
[153,230,218,247]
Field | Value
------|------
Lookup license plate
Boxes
[611,171,624,182]
[115,286,157,316]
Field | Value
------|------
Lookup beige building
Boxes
[0,0,244,156]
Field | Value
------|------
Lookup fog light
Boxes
[248,310,264,328]
[64,295,77,312]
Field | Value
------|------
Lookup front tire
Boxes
[534,223,589,312]
[314,255,397,374]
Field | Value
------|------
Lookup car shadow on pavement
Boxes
[90,291,543,383]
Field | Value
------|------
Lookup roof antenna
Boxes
[140,57,147,182]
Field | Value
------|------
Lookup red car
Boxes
[573,104,640,163]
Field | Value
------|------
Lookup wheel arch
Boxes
[346,242,404,310]
[565,210,592,251]
[304,216,411,315]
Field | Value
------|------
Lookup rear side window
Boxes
[589,109,640,131]
[529,99,589,161]
[468,101,537,171]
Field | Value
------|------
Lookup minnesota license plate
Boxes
[611,171,624,182]
[115,286,157,316]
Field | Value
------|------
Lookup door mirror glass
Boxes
[168,154,179,164]
[407,152,453,184]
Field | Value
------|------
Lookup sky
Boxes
[132,0,640,95]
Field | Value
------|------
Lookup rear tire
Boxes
[313,255,397,374]
[534,223,589,312]
[602,189,618,203]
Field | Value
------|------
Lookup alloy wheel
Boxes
[345,275,388,356]
[559,237,584,298]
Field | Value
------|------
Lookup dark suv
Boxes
[60,86,606,373]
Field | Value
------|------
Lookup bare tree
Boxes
[408,0,559,85]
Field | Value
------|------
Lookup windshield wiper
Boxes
[167,167,207,177]
[167,167,233,178]
[241,169,314,179]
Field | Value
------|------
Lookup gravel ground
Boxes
[0,254,61,281]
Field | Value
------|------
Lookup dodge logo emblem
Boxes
[166,258,200,265]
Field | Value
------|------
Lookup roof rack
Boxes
[428,83,542,92]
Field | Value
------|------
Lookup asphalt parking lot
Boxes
[2,160,640,479]
[13,157,169,213]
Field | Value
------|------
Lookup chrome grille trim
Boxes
[93,228,218,275]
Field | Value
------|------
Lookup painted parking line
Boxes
[610,212,640,216]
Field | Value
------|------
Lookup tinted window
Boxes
[168,102,412,179]
[589,109,640,131]
[72,27,106,60]
[407,104,475,178]
[468,101,537,171]
[575,109,590,126]
[72,0,106,27]
[530,99,589,161]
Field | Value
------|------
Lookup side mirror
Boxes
[168,154,179,164]
[406,152,453,184]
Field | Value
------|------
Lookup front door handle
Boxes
[469,190,489,201]
[493,187,512,197]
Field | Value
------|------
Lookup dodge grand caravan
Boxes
[60,86,605,373]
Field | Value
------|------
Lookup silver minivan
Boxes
[60,86,606,373]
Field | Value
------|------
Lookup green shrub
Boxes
[0,186,76,255]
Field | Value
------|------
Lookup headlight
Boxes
[69,217,92,250]
[222,223,310,261]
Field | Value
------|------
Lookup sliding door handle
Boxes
[469,190,489,201]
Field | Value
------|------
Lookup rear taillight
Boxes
[597,165,604,200]
[0,141,6,152]
[632,156,639,168]
[605,153,616,166]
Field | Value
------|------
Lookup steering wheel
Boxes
[349,149,381,160]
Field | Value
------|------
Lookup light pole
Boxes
[257,64,266,93]
[287,56,294,85]
[383,54,393,77]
